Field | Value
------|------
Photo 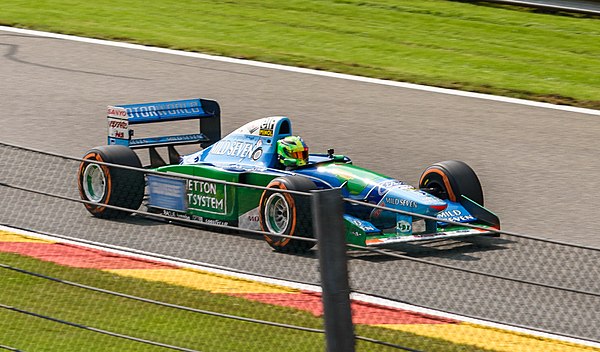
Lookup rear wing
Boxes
[107,98,221,150]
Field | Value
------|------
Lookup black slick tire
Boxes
[419,160,484,206]
[259,176,317,253]
[78,145,145,219]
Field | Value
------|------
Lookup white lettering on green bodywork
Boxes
[187,180,227,215]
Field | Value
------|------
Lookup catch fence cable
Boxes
[0,263,323,334]
[344,197,600,251]
[0,345,22,352]
[3,183,600,341]
[2,182,596,298]
[2,140,599,251]
[0,303,201,352]
[0,181,316,246]
[0,260,419,351]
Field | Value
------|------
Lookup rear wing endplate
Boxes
[107,98,221,150]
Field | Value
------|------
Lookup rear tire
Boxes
[78,145,145,219]
[259,176,317,253]
[419,160,484,206]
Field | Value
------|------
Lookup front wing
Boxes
[364,225,498,247]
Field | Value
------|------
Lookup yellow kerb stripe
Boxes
[376,323,599,352]
[0,230,53,243]
[5,229,594,352]
[106,268,298,294]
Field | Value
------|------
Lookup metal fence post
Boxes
[311,188,355,352]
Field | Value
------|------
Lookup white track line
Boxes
[1,26,599,117]
[2,23,600,346]
[2,224,599,349]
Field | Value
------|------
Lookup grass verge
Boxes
[0,252,491,351]
[0,0,598,109]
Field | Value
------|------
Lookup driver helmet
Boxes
[277,136,309,167]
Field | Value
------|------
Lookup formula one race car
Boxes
[78,98,500,252]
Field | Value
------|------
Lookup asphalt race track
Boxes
[1,29,599,341]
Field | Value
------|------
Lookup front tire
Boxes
[259,176,317,253]
[419,160,484,206]
[78,145,145,219]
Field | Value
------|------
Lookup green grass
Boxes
[0,0,598,109]
[0,252,491,351]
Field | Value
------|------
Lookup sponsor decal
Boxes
[108,120,128,129]
[437,209,476,223]
[107,106,128,119]
[410,232,437,239]
[238,208,261,230]
[187,180,227,215]
[247,122,260,135]
[244,117,277,136]
[438,228,486,236]
[130,134,205,147]
[161,209,230,226]
[376,180,410,196]
[124,101,202,119]
[251,148,263,161]
[351,219,376,232]
[210,140,259,159]
[366,227,489,245]
[107,118,129,139]
[147,175,187,212]
[126,105,158,118]
[396,220,412,233]
[258,117,276,136]
[384,197,418,208]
